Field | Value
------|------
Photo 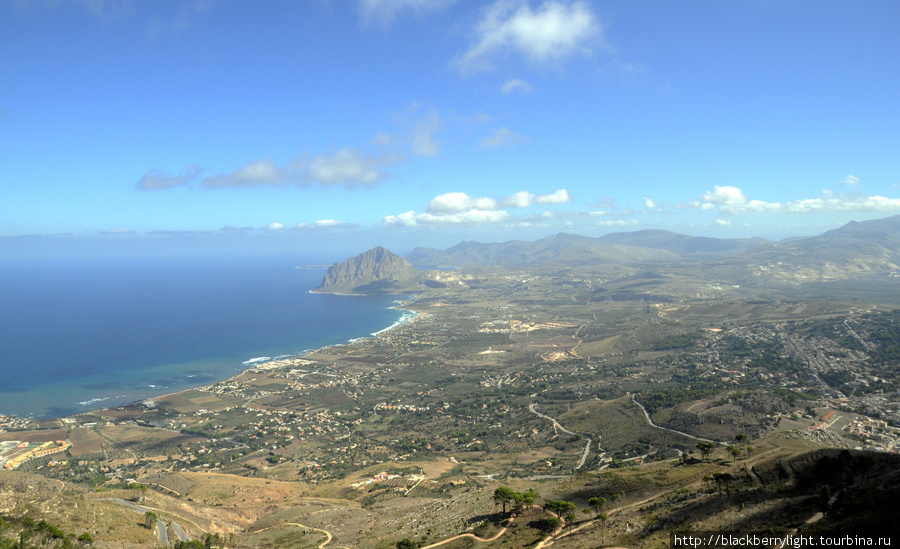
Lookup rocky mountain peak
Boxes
[314,246,420,294]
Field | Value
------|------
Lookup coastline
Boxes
[35,295,420,423]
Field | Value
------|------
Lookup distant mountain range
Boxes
[736,214,900,283]
[316,215,900,294]
[406,230,769,269]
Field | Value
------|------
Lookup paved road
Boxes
[103,497,147,513]
[630,394,723,445]
[529,403,576,435]
[101,498,171,546]
[172,522,189,542]
[157,520,169,545]
[528,403,594,469]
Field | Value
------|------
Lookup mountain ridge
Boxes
[406,228,770,269]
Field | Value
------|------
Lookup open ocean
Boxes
[0,255,409,419]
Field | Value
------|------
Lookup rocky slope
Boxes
[313,246,421,294]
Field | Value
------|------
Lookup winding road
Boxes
[103,498,190,545]
[630,394,723,445]
[419,516,516,549]
[171,521,189,542]
[157,520,168,545]
[528,403,594,469]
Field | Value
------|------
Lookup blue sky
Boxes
[2,0,899,258]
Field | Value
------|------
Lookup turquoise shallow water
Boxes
[0,255,406,418]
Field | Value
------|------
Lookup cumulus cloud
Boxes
[266,222,284,231]
[501,78,533,94]
[841,174,860,187]
[182,149,401,191]
[503,190,537,208]
[296,219,354,229]
[301,149,396,187]
[387,188,572,227]
[596,219,638,227]
[152,105,444,192]
[643,197,658,209]
[382,210,419,227]
[428,192,498,213]
[359,0,456,26]
[203,159,286,188]
[136,164,202,190]
[781,192,900,213]
[383,209,511,226]
[482,127,524,148]
[453,0,600,73]
[535,188,571,204]
[700,185,748,207]
[693,185,900,215]
[715,219,731,226]
[427,189,571,214]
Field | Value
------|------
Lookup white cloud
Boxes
[266,222,284,231]
[482,127,523,148]
[694,185,900,215]
[501,78,533,94]
[534,188,571,204]
[296,219,353,229]
[503,190,536,208]
[387,188,573,227]
[383,209,511,226]
[203,159,285,188]
[427,188,571,214]
[840,174,860,187]
[358,0,456,26]
[454,0,600,73]
[700,185,748,207]
[422,209,510,224]
[302,149,395,187]
[643,196,657,209]
[782,193,900,213]
[596,219,638,227]
[180,106,438,192]
[382,210,419,226]
[715,219,731,226]
[427,192,498,213]
[137,164,202,190]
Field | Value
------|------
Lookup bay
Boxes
[0,254,406,418]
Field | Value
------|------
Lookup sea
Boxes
[0,254,411,419]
